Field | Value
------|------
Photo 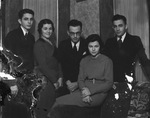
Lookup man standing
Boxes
[103,14,150,82]
[56,19,87,96]
[3,8,35,118]
[4,8,35,72]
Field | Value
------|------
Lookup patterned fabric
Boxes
[11,73,47,109]
[127,82,150,118]
[101,82,132,118]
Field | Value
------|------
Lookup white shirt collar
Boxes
[117,32,126,42]
[121,32,126,42]
[20,26,28,36]
[71,41,80,51]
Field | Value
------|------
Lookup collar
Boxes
[71,41,80,51]
[20,26,28,35]
[41,37,53,45]
[117,32,126,42]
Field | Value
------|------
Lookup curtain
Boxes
[23,0,58,45]
[113,0,149,82]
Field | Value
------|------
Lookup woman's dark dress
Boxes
[34,38,61,118]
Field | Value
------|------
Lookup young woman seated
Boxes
[49,34,113,116]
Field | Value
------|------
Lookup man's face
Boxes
[18,13,34,31]
[68,26,82,43]
[112,19,127,37]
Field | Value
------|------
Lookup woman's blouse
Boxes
[78,54,113,95]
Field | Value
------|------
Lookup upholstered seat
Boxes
[50,105,101,118]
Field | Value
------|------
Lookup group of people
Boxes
[2,8,150,118]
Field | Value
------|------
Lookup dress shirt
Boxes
[117,32,126,43]
[71,41,80,51]
[20,26,28,36]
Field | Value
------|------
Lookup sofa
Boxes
[49,82,150,118]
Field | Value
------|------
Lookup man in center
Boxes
[56,19,87,97]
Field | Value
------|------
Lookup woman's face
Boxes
[88,41,100,57]
[41,23,53,39]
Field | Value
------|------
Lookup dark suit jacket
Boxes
[3,27,35,71]
[57,37,87,83]
[103,33,150,82]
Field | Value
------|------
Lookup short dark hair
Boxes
[86,34,104,53]
[38,19,54,35]
[18,8,34,19]
[112,14,127,25]
[67,19,82,30]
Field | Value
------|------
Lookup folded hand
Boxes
[82,96,92,103]
[66,80,78,92]
[81,87,91,98]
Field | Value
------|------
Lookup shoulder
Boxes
[101,54,112,63]
[4,28,22,46]
[125,33,143,48]
[58,39,71,49]
[59,39,70,45]
[34,38,45,47]
[80,37,87,48]
[80,55,90,64]
[98,54,113,68]
[80,37,87,43]
[9,28,21,33]
[126,33,141,41]
[5,28,21,37]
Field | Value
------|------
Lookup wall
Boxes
[58,0,70,44]
[70,0,113,43]
[70,0,100,38]
[3,0,23,36]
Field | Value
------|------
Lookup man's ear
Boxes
[18,19,21,25]
[125,24,128,30]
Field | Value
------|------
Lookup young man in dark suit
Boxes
[56,19,87,97]
[103,14,150,83]
[3,8,35,72]
[3,8,35,118]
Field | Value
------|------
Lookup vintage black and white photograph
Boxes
[0,0,150,118]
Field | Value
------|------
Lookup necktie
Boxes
[73,43,77,53]
[24,33,28,40]
[118,36,122,48]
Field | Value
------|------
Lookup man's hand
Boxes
[54,82,59,89]
[66,80,78,92]
[10,85,18,95]
[57,77,63,87]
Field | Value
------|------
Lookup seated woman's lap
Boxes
[54,90,107,107]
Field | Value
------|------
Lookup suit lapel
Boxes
[78,38,86,54]
[121,33,130,48]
